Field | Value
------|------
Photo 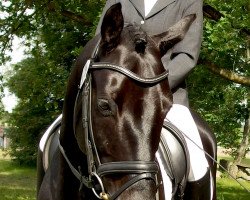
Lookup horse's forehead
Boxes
[94,70,125,96]
[124,24,148,41]
[93,24,159,93]
[122,24,158,53]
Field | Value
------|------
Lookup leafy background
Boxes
[0,0,249,165]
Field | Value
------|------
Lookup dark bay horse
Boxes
[37,3,216,200]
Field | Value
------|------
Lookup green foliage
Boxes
[0,0,105,164]
[5,51,68,164]
[0,101,4,120]
[0,0,249,164]
[189,65,249,152]
[188,0,249,154]
[0,0,105,65]
[203,0,249,73]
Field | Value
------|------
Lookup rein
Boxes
[59,39,169,199]
[181,130,250,193]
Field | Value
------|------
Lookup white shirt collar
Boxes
[144,0,158,16]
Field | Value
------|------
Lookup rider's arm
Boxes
[162,0,203,90]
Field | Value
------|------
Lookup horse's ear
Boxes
[152,14,196,55]
[101,3,124,52]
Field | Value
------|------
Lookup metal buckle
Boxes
[91,172,109,200]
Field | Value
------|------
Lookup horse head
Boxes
[70,3,195,200]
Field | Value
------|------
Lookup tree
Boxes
[0,0,249,164]
[189,0,250,167]
[0,101,5,120]
[0,0,105,65]
[189,67,249,148]
[0,71,6,120]
[1,0,105,164]
[5,49,68,164]
[202,0,250,86]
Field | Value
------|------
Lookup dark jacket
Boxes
[96,0,203,107]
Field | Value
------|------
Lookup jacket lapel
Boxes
[129,0,145,18]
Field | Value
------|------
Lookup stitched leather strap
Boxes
[58,140,94,189]
[90,62,169,85]
[109,173,157,200]
[97,161,159,177]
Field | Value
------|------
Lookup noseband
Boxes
[59,40,169,200]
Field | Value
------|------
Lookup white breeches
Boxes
[157,104,209,199]
[165,104,209,180]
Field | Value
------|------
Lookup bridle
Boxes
[59,38,169,200]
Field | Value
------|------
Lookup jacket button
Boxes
[140,20,145,24]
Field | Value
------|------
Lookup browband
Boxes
[90,62,169,86]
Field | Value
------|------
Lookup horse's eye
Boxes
[97,99,113,116]
[98,99,110,110]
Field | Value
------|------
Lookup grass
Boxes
[218,156,250,166]
[217,156,250,199]
[1,150,250,200]
[217,178,250,200]
[0,149,36,200]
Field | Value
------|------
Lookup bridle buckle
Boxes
[91,172,109,199]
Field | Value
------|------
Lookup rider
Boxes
[96,0,212,199]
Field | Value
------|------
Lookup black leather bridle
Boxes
[59,39,169,200]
